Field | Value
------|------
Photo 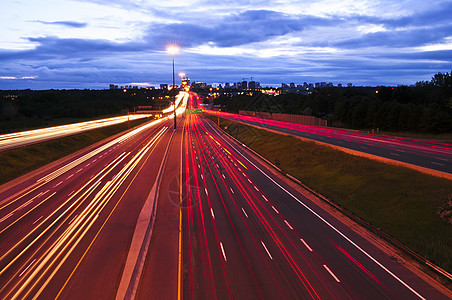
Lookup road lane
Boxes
[0,114,153,152]
[181,114,450,299]
[206,111,452,176]
[0,111,181,298]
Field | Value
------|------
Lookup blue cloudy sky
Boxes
[1,0,451,89]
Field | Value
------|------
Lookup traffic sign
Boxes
[186,109,202,115]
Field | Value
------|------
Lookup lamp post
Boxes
[167,46,179,129]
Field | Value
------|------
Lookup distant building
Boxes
[160,84,168,90]
[289,82,295,89]
[241,81,248,90]
[347,83,353,87]
[248,81,257,89]
[109,84,118,89]
[192,81,206,89]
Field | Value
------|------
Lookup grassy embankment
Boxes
[207,115,452,275]
[0,117,151,185]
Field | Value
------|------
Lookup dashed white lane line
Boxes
[222,174,226,179]
[230,188,234,194]
[323,264,341,283]
[300,239,313,252]
[67,174,74,179]
[262,195,269,202]
[390,153,400,156]
[284,220,294,230]
[220,242,227,261]
[210,208,215,220]
[0,213,13,223]
[19,259,36,277]
[261,241,273,260]
[271,206,279,214]
[432,162,445,166]
[253,185,259,191]
[201,174,204,180]
[435,157,448,161]
[205,188,208,195]
[33,215,43,225]
[54,181,63,188]
[241,207,249,218]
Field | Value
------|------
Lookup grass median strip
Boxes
[207,115,452,275]
[0,117,151,185]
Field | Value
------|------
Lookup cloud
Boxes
[34,20,88,28]
[143,10,319,48]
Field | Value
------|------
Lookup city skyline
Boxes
[1,0,452,89]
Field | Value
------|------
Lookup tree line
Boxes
[214,72,452,133]
[0,89,169,133]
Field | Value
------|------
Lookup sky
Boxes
[1,0,452,89]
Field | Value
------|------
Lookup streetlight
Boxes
[167,46,179,129]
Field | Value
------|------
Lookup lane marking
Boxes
[211,208,215,220]
[432,162,444,166]
[253,185,259,191]
[390,153,400,156]
[230,188,234,194]
[0,213,13,223]
[261,241,273,260]
[262,195,269,202]
[271,206,279,214]
[284,220,294,230]
[205,188,208,195]
[68,214,78,225]
[54,181,63,188]
[19,259,36,277]
[300,239,313,252]
[222,174,226,179]
[435,157,448,161]
[323,264,341,283]
[201,174,204,180]
[33,216,43,225]
[242,207,249,218]
[67,174,74,179]
[220,242,227,261]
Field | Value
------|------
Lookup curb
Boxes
[116,127,177,300]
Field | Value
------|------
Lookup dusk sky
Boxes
[1,0,452,89]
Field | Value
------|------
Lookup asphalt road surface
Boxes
[180,114,450,299]
[0,115,177,299]
[207,111,452,176]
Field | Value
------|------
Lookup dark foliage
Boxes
[0,89,170,133]
[214,72,452,133]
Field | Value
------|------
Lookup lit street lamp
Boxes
[167,46,179,129]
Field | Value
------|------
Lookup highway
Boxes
[0,114,153,152]
[180,113,450,299]
[0,90,450,299]
[0,92,189,299]
[206,110,452,177]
